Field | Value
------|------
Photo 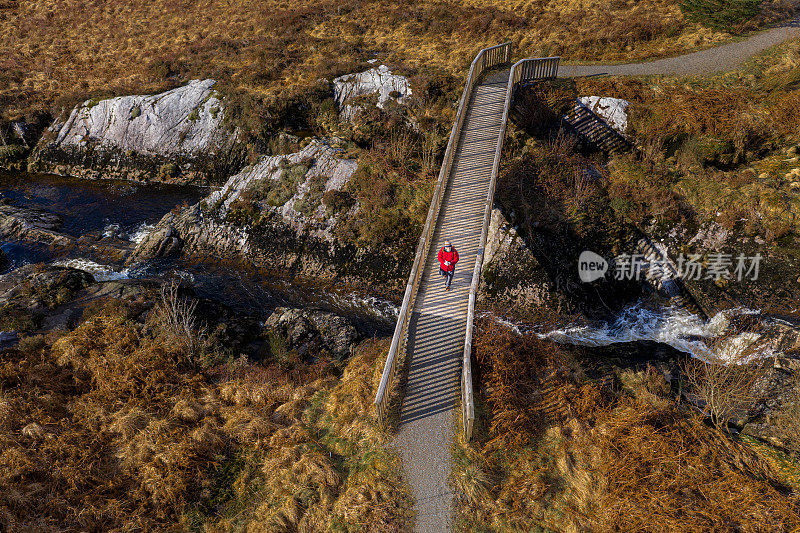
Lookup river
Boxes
[0,171,397,335]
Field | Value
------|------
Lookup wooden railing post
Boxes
[373,42,511,423]
[460,55,560,441]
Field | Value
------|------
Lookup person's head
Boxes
[444,240,452,251]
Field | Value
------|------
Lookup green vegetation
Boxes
[680,0,763,31]
[294,175,327,216]
[85,97,101,110]
[0,305,38,333]
[267,161,311,207]
[0,144,26,166]
[323,189,356,215]
[158,162,179,180]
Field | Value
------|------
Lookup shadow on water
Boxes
[0,170,207,236]
[0,172,397,335]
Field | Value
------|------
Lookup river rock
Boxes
[265,306,361,358]
[578,96,629,134]
[0,202,74,247]
[29,80,244,184]
[0,264,94,312]
[481,208,565,310]
[334,65,412,122]
[127,138,409,287]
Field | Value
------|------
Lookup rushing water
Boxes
[486,302,788,363]
[0,172,398,331]
[0,171,207,268]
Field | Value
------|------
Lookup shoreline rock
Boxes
[127,138,411,289]
[265,306,361,359]
[0,202,74,248]
[29,80,245,185]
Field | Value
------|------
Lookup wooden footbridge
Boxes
[374,44,559,531]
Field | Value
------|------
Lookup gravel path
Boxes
[560,17,800,77]
[394,69,510,533]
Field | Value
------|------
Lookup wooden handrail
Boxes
[374,42,512,422]
[461,56,560,441]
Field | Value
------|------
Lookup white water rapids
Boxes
[492,303,781,363]
[53,258,130,282]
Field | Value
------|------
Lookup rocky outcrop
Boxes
[0,201,74,247]
[0,264,94,318]
[0,201,131,263]
[334,65,412,122]
[265,306,361,359]
[29,80,244,184]
[0,113,51,171]
[577,96,629,134]
[481,208,568,311]
[127,138,408,286]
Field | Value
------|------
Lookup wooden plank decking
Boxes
[394,68,510,533]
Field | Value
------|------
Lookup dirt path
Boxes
[559,17,800,77]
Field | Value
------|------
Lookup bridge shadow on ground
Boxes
[399,310,463,423]
[487,82,650,318]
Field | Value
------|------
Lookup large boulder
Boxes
[0,201,74,247]
[578,96,629,134]
[264,306,361,359]
[126,138,405,285]
[29,80,244,184]
[334,65,412,122]
[0,264,94,314]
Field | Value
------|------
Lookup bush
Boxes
[322,189,355,214]
[0,306,411,530]
[265,161,309,207]
[293,175,326,216]
[0,144,26,166]
[680,0,763,31]
[0,304,38,333]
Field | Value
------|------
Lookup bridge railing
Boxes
[374,42,512,422]
[461,56,560,441]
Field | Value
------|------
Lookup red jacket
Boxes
[438,246,459,272]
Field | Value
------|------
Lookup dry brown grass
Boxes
[0,308,411,531]
[201,338,414,531]
[1,0,785,123]
[455,322,800,532]
[549,39,800,240]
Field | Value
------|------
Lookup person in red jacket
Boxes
[437,240,459,291]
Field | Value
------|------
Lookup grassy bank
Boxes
[1,0,792,124]
[454,321,800,532]
[0,293,412,531]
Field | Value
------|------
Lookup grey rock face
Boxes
[0,202,74,247]
[30,80,244,184]
[578,96,629,134]
[480,208,565,311]
[334,65,412,122]
[126,138,393,284]
[207,138,358,237]
[265,306,361,358]
[0,264,94,313]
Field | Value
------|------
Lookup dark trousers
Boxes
[440,267,454,288]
